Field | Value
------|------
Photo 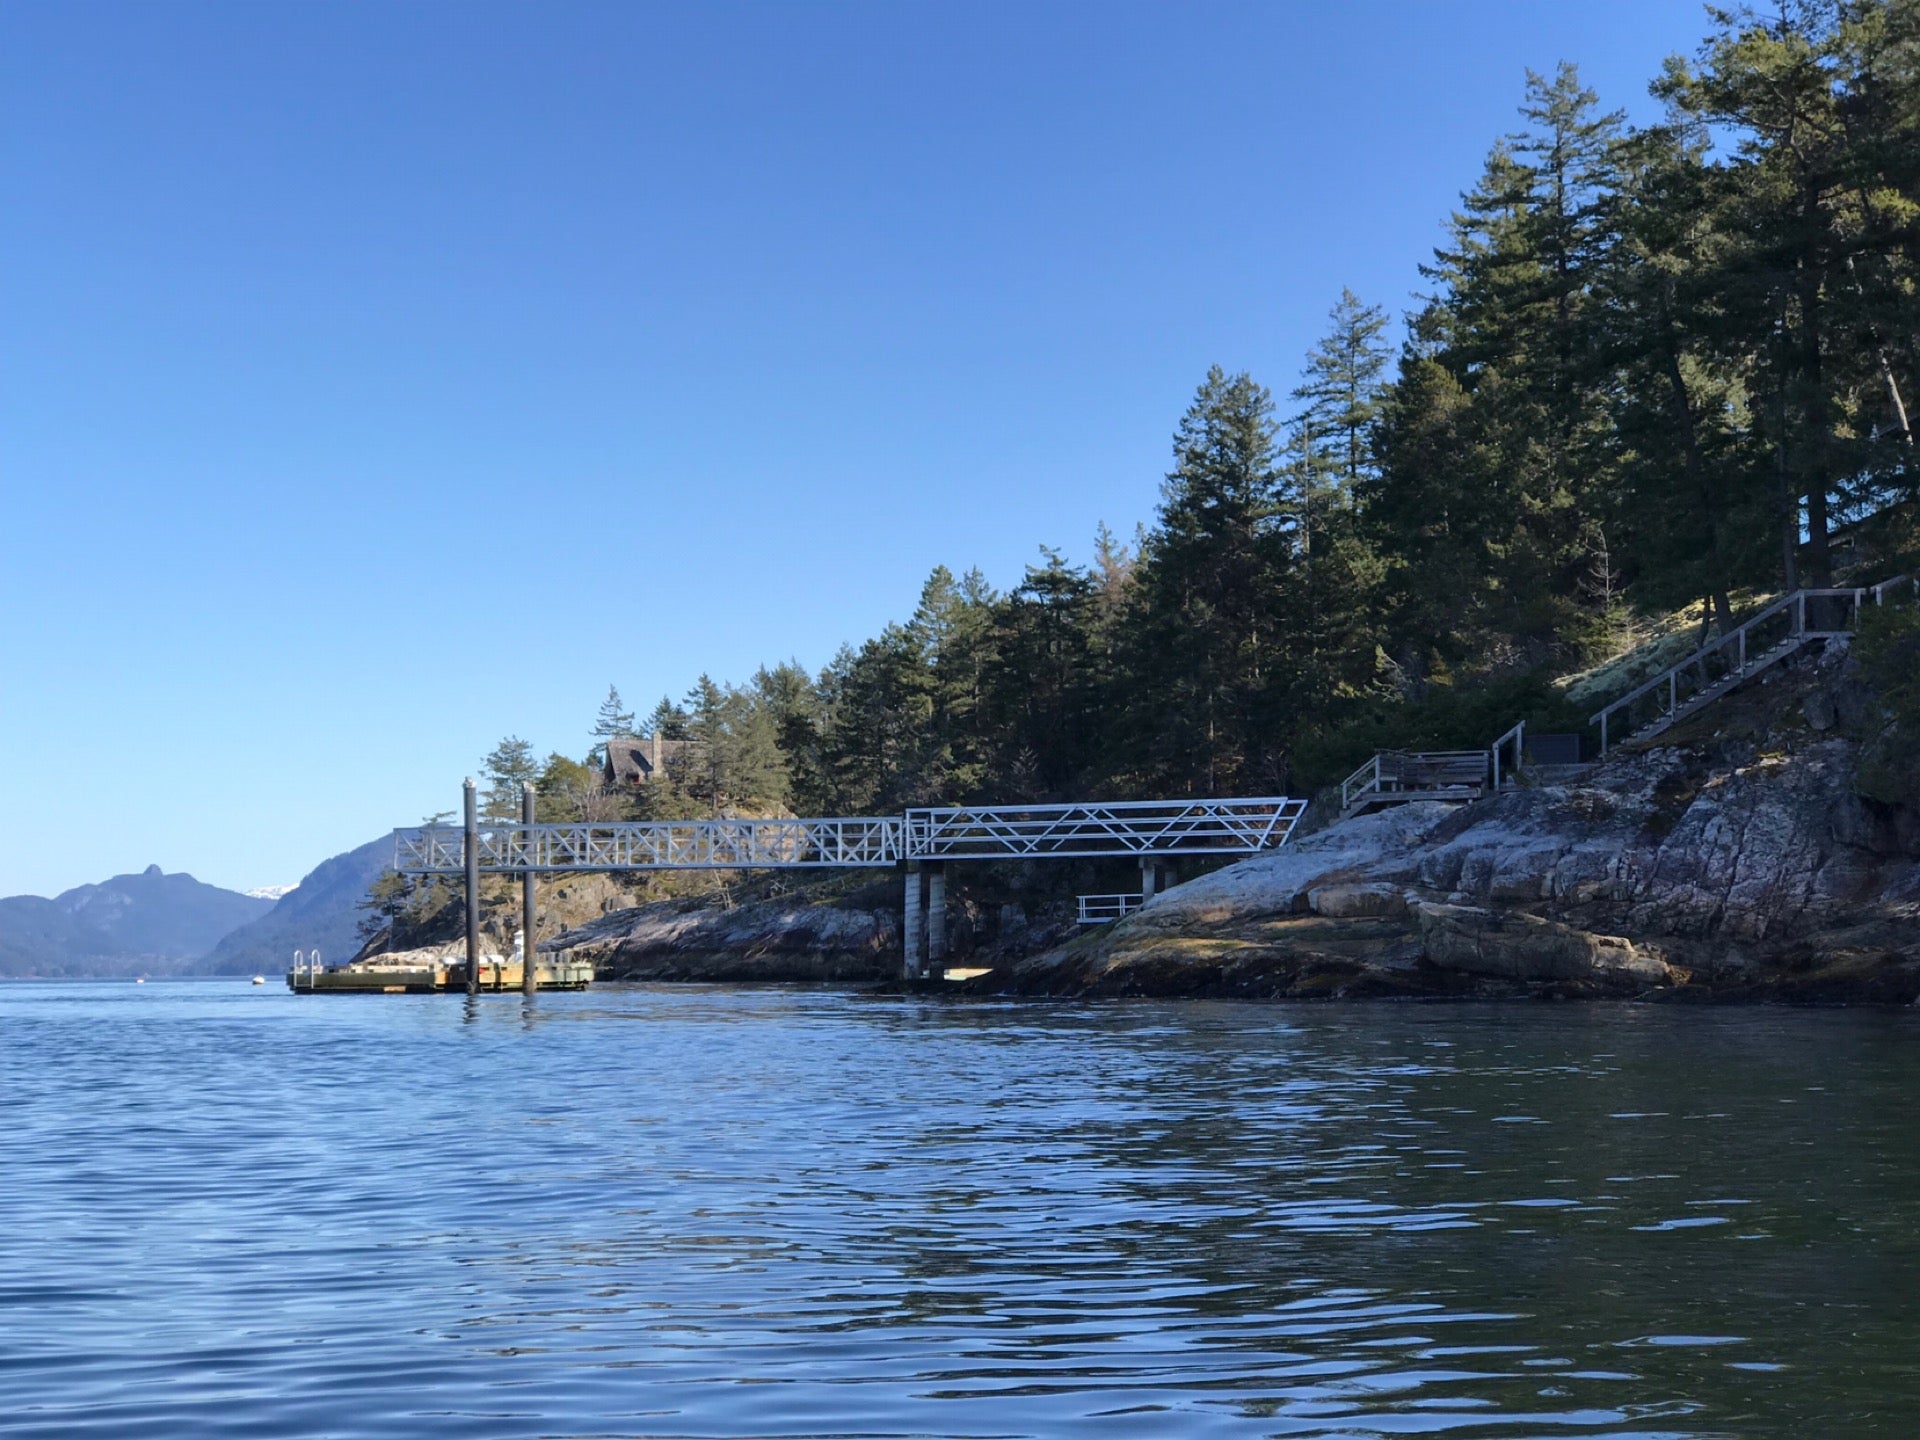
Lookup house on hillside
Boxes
[602,735,698,790]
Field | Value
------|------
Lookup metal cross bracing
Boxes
[904,797,1307,860]
[394,815,903,874]
[393,796,1308,875]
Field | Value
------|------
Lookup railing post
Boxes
[521,783,538,997]
[464,778,480,998]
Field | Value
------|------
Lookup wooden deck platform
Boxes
[287,956,593,994]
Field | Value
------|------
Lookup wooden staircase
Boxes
[1590,574,1915,753]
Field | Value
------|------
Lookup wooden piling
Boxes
[521,782,538,996]
[464,778,480,997]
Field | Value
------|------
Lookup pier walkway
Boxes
[395,794,1308,983]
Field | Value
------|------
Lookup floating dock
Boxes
[286,956,592,994]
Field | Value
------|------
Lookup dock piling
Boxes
[464,778,480,997]
[927,863,947,966]
[903,861,924,979]
[521,782,538,996]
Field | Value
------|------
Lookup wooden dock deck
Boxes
[287,956,593,994]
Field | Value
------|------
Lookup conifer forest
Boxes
[504,2,1920,819]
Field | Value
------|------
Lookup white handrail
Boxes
[1077,894,1144,924]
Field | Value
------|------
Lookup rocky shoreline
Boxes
[548,894,900,982]
[529,649,1918,1004]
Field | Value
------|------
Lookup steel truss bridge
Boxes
[395,795,1307,984]
[393,797,1308,875]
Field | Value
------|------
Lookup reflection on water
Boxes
[1,983,1916,1437]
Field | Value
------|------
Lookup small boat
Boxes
[251,976,266,985]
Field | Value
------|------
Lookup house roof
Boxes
[603,736,696,785]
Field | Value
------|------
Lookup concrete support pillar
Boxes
[463,778,480,997]
[521,783,538,997]
[927,863,947,966]
[903,861,924,979]
[1140,856,1157,903]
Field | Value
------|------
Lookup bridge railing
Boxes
[903,797,1308,860]
[396,816,905,874]
[395,797,1309,874]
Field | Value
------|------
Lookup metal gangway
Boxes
[395,794,1309,982]
[395,797,1308,875]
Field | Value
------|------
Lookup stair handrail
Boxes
[1590,590,1805,735]
[1491,720,1525,789]
[1869,573,1914,607]
[1340,754,1383,811]
[1590,574,1909,751]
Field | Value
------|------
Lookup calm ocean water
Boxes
[1,981,1916,1438]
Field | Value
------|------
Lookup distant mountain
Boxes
[0,866,275,978]
[200,834,399,975]
[245,884,299,901]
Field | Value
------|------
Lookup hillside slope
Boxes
[993,643,1920,1002]
[200,836,395,975]
[0,866,273,978]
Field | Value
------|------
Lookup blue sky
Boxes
[2,0,1716,897]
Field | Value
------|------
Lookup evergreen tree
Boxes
[1366,326,1505,684]
[1596,113,1773,628]
[587,684,636,767]
[358,870,411,947]
[1119,366,1292,792]
[1283,291,1393,728]
[1372,65,1626,669]
[755,661,829,813]
[980,548,1102,798]
[1290,288,1392,531]
[536,752,619,822]
[911,565,998,802]
[681,675,790,814]
[646,695,691,740]
[480,735,538,819]
[815,626,933,810]
[1654,1,1920,581]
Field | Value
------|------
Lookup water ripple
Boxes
[0,984,1916,1437]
